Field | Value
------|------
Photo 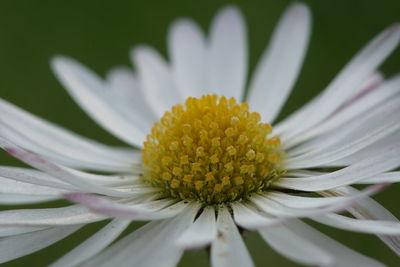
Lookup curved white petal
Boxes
[211,206,254,267]
[65,192,189,220]
[276,143,400,191]
[259,223,333,266]
[82,205,199,267]
[251,183,385,218]
[0,176,69,196]
[0,166,77,190]
[208,6,247,100]
[0,225,82,264]
[331,130,400,166]
[278,219,385,266]
[0,205,105,226]
[131,45,182,117]
[0,226,48,237]
[51,56,147,147]
[168,19,208,98]
[50,219,131,267]
[176,206,217,249]
[328,186,400,255]
[0,139,137,198]
[313,213,400,235]
[286,107,400,169]
[248,3,311,122]
[0,194,58,205]
[287,73,398,149]
[265,183,387,209]
[286,93,400,158]
[361,172,400,184]
[0,98,138,172]
[251,194,346,218]
[276,24,400,139]
[232,202,283,230]
[106,67,158,126]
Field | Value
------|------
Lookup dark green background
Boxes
[1,0,399,266]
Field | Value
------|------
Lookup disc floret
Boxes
[142,95,283,204]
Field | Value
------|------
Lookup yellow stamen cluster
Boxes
[141,95,284,204]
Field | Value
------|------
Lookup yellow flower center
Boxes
[141,95,284,204]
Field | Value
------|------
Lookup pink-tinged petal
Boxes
[0,138,135,198]
[0,98,136,172]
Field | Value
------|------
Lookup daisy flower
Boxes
[1,2,400,266]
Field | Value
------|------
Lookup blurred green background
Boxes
[0,0,400,266]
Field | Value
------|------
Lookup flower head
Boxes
[142,95,284,204]
[1,2,400,267]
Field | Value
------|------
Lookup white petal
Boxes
[248,3,311,122]
[0,205,105,226]
[0,139,136,198]
[251,194,347,218]
[51,56,147,147]
[131,45,182,117]
[286,108,400,169]
[276,24,400,139]
[211,206,254,267]
[265,183,387,209]
[82,205,199,267]
[106,67,158,124]
[361,172,400,184]
[168,19,208,98]
[285,94,400,162]
[0,194,58,205]
[232,202,283,230]
[0,226,48,237]
[250,183,385,219]
[328,186,400,255]
[0,166,77,190]
[50,219,130,267]
[208,6,247,100]
[331,130,400,166]
[0,98,139,172]
[287,73,396,149]
[0,176,69,196]
[276,143,400,191]
[176,206,217,249]
[0,225,82,264]
[313,213,400,235]
[65,192,190,220]
[279,219,385,267]
[259,223,333,266]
